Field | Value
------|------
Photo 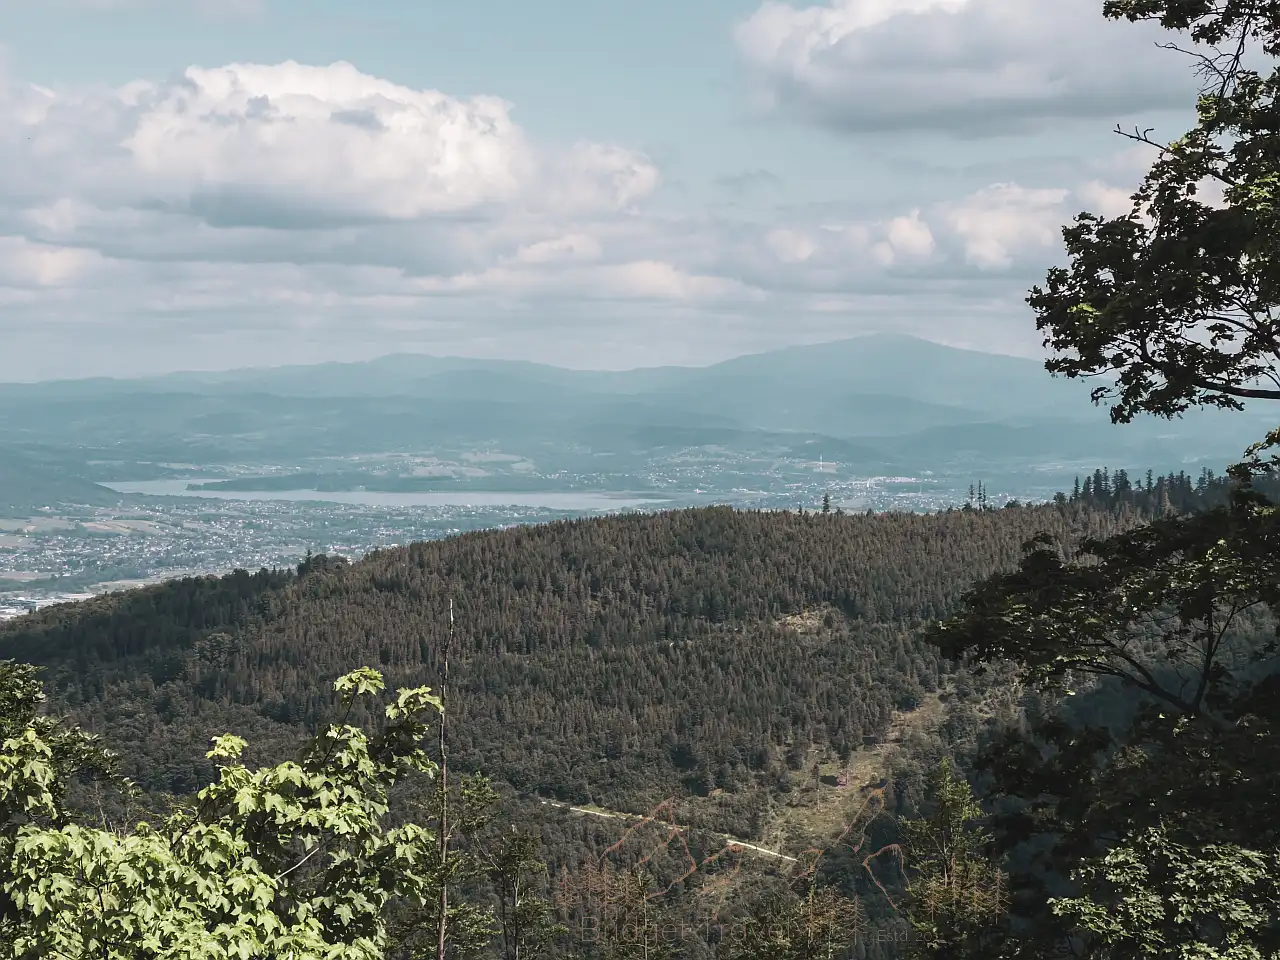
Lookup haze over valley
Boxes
[2,333,1270,607]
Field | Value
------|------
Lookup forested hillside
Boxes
[0,503,1138,815]
[1,498,1177,957]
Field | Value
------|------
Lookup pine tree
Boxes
[487,827,565,960]
[721,881,863,960]
[900,759,1007,956]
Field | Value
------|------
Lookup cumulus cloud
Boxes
[4,62,656,226]
[938,184,1071,269]
[700,175,1135,295]
[736,0,1198,135]
[514,234,603,265]
[0,236,106,287]
[841,209,937,268]
[766,228,818,263]
[746,209,938,279]
[1074,180,1136,219]
[410,259,759,304]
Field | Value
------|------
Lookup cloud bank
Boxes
[735,0,1198,135]
[0,58,1159,376]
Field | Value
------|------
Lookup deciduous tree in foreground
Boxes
[919,1,1280,955]
[1032,0,1280,424]
[0,664,447,958]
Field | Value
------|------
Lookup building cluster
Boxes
[1,462,1038,615]
[0,593,95,621]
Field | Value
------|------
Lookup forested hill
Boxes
[2,503,1141,822]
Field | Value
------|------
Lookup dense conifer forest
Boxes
[4,469,1275,958]
[0,501,1137,805]
[0,490,1243,958]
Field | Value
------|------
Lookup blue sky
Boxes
[0,0,1207,378]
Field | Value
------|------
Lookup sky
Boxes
[0,0,1212,379]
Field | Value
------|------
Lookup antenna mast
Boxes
[437,597,453,960]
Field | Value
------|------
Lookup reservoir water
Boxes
[100,480,671,511]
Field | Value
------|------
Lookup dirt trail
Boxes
[536,687,948,867]
[538,799,799,863]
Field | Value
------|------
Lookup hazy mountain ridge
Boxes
[0,449,123,512]
[0,334,1085,419]
[0,335,1270,506]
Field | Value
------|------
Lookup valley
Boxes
[2,334,1269,957]
[3,334,1267,610]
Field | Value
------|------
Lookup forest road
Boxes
[537,798,799,863]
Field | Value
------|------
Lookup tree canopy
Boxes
[0,664,448,958]
[1032,0,1280,422]
[921,2,1280,956]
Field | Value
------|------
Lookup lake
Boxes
[100,480,672,511]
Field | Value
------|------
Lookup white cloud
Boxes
[120,62,531,218]
[795,209,935,270]
[879,210,935,263]
[1074,180,1135,219]
[0,58,1168,375]
[551,144,661,213]
[5,61,657,224]
[0,236,105,287]
[766,228,818,263]
[938,183,1071,269]
[736,0,1196,135]
[738,179,1115,282]
[514,234,603,265]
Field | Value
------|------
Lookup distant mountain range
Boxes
[0,334,1273,500]
[0,333,1091,424]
